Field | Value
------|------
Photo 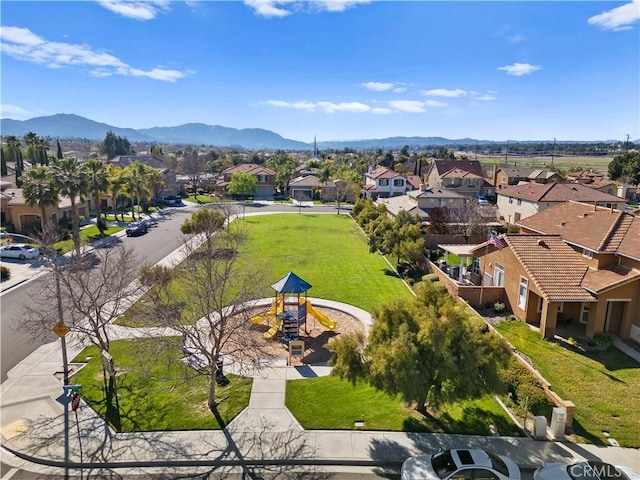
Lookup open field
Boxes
[478,154,613,175]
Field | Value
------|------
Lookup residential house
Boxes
[496,182,626,224]
[425,159,488,197]
[517,201,640,341]
[1,188,89,233]
[379,187,468,221]
[493,165,562,189]
[216,163,276,200]
[364,167,408,199]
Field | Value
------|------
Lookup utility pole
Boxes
[625,134,630,153]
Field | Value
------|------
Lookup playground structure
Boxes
[249,272,336,342]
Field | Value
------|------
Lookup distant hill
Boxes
[0,113,630,150]
[0,114,156,142]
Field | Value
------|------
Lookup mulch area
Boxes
[238,306,364,365]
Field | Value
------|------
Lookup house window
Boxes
[439,199,445,207]
[537,297,543,313]
[557,302,564,313]
[508,197,514,204]
[258,175,267,183]
[580,302,590,324]
[494,263,504,287]
[582,249,593,259]
[393,178,404,187]
[379,179,389,186]
[517,198,522,206]
[518,277,528,310]
[472,257,480,275]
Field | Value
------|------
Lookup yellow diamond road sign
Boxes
[53,322,70,338]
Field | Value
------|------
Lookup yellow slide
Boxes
[250,300,280,324]
[263,317,282,339]
[305,301,336,330]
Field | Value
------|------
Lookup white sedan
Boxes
[0,244,40,260]
[534,461,640,480]
[402,448,521,480]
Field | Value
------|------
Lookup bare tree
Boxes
[24,240,145,390]
[181,149,207,202]
[443,198,488,244]
[140,210,271,412]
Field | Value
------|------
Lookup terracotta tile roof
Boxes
[408,187,467,199]
[498,182,624,203]
[367,167,401,180]
[405,175,422,189]
[582,264,640,294]
[222,163,276,176]
[517,201,635,253]
[505,235,594,302]
[618,217,640,260]
[497,166,558,180]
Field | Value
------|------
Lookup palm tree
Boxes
[23,132,37,163]
[85,158,109,222]
[22,166,59,228]
[145,167,165,207]
[51,157,90,256]
[123,162,150,221]
[106,164,126,222]
[35,137,50,166]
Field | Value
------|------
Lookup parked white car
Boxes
[0,244,40,260]
[534,461,640,480]
[402,448,521,480]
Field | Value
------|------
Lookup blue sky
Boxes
[1,1,639,143]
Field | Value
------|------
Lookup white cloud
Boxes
[588,0,640,31]
[0,104,40,120]
[361,81,395,91]
[497,62,542,76]
[372,107,394,114]
[392,86,407,93]
[317,101,371,113]
[0,26,189,82]
[475,93,497,101]
[97,1,170,20]
[264,100,316,110]
[508,34,525,44]
[424,100,447,107]
[387,100,426,113]
[421,88,470,98]
[245,0,370,17]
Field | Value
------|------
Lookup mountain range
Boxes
[0,113,631,150]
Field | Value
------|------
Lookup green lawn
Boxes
[240,213,413,311]
[494,321,640,447]
[71,337,252,432]
[286,376,522,436]
[53,225,123,254]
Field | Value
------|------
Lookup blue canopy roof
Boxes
[270,272,312,293]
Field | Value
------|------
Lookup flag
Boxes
[488,232,504,250]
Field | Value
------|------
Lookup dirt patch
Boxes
[235,306,365,365]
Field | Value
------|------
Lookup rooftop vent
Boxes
[537,239,548,248]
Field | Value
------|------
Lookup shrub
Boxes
[0,266,9,280]
[493,302,506,313]
[422,273,439,283]
[507,225,521,234]
[590,333,614,349]
[506,314,519,322]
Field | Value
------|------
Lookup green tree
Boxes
[100,131,133,160]
[1,146,7,176]
[267,151,297,193]
[106,164,126,222]
[123,161,151,221]
[52,157,90,255]
[330,281,510,413]
[180,207,226,235]
[35,137,49,166]
[227,172,257,200]
[608,152,640,185]
[23,131,37,163]
[56,140,63,160]
[85,158,109,222]
[22,166,59,228]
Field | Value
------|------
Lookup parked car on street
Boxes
[0,244,40,260]
[125,221,149,237]
[534,461,640,480]
[401,448,520,480]
[476,195,489,205]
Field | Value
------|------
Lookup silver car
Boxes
[0,244,40,260]
[534,461,640,480]
[401,448,521,480]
